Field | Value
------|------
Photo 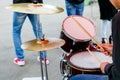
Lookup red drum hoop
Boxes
[66,51,112,72]
[62,15,96,42]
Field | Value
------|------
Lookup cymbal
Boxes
[21,38,65,51]
[6,3,64,14]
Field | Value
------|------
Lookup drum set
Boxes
[60,15,113,80]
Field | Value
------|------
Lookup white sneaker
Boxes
[37,56,49,65]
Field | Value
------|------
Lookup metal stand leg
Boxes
[39,51,49,80]
[44,57,48,80]
[39,52,45,80]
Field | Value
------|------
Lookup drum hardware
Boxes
[60,59,72,80]
[6,3,64,14]
[60,48,73,57]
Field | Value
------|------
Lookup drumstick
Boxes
[71,16,105,52]
[86,48,101,64]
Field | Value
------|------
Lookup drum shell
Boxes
[60,31,90,53]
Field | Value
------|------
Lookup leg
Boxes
[28,14,48,63]
[109,20,112,44]
[101,20,108,43]
[65,0,76,16]
[69,74,108,80]
[28,14,43,39]
[13,12,27,60]
[76,2,84,16]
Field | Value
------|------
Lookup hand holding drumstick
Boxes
[97,43,112,56]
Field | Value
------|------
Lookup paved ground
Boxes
[0,0,111,80]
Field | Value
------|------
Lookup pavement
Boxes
[0,0,111,80]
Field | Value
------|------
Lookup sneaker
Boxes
[109,35,112,44]
[102,38,107,44]
[13,58,25,66]
[37,56,49,65]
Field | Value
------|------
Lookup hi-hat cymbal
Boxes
[6,3,64,14]
[21,38,65,51]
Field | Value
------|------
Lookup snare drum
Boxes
[60,51,112,78]
[65,51,112,75]
[60,15,96,53]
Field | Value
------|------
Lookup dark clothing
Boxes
[104,11,120,80]
[98,0,117,20]
[13,0,43,3]
[66,0,84,4]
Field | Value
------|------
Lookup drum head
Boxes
[62,15,96,41]
[68,51,112,71]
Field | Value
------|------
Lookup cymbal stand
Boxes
[36,14,49,80]
[38,51,49,80]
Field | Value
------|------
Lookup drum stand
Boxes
[60,49,73,80]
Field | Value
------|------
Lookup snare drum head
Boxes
[62,15,96,41]
[69,51,112,70]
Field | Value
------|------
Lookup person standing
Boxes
[13,0,49,66]
[100,0,120,80]
[98,0,117,44]
[65,0,85,16]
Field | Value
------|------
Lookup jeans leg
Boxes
[28,14,43,39]
[13,12,27,60]
[76,2,84,16]
[39,51,47,59]
[101,20,107,38]
[109,20,112,36]
[65,0,76,16]
[70,74,108,80]
[28,14,47,59]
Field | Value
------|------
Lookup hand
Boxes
[100,62,110,73]
[100,44,112,56]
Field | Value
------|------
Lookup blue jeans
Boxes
[65,0,84,16]
[70,74,108,80]
[13,12,47,60]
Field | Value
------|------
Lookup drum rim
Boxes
[62,15,96,41]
